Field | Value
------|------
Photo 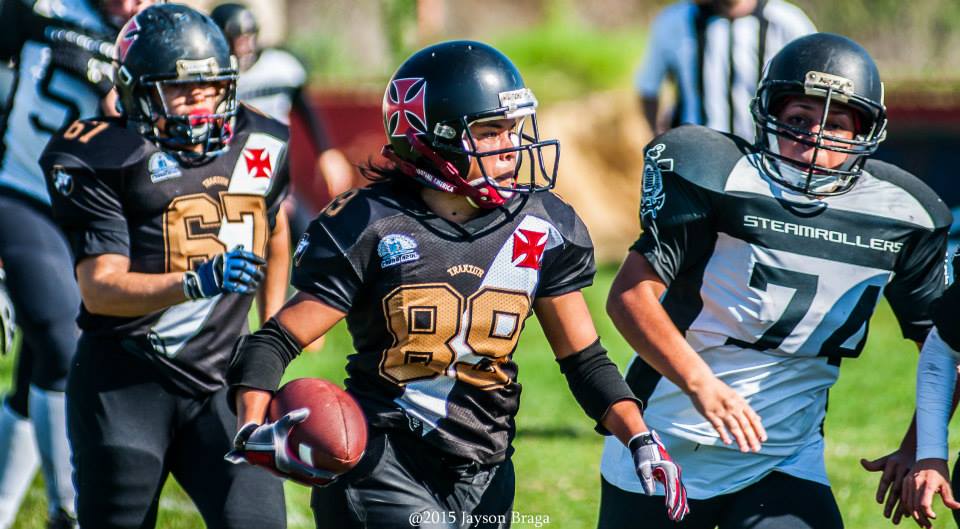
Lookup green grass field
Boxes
[2,264,958,528]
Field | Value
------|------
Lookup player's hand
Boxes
[185,245,266,299]
[861,448,915,524]
[224,408,337,487]
[688,375,766,452]
[630,430,689,522]
[901,458,960,528]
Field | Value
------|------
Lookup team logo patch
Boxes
[51,165,73,196]
[384,78,427,137]
[512,229,548,270]
[244,148,273,179]
[293,233,309,266]
[148,152,182,183]
[378,234,420,268]
[641,143,669,219]
[117,16,140,62]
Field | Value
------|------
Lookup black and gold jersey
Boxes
[292,183,595,464]
[40,105,289,395]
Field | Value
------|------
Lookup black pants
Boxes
[0,191,80,414]
[311,429,515,529]
[597,471,843,529]
[67,336,286,529]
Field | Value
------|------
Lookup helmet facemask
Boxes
[121,57,238,163]
[752,71,887,196]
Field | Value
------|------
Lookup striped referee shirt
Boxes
[636,0,815,141]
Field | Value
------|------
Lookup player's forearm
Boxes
[236,386,273,428]
[258,210,290,322]
[915,328,959,460]
[79,269,187,317]
[607,276,713,395]
[601,399,650,446]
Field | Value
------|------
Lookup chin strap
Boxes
[381,130,506,209]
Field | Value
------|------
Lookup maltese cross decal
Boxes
[117,17,141,62]
[512,229,548,270]
[244,148,272,179]
[384,78,427,137]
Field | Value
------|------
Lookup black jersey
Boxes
[292,184,595,464]
[40,105,289,394]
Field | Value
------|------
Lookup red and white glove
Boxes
[224,408,337,487]
[630,430,690,522]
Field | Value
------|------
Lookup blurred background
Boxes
[179,0,960,261]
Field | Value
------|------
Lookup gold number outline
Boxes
[162,193,268,273]
[378,284,531,390]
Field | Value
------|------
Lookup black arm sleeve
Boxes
[885,225,949,342]
[290,217,362,313]
[629,158,714,285]
[44,165,129,261]
[226,318,302,412]
[557,339,641,435]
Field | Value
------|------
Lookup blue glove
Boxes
[183,245,266,299]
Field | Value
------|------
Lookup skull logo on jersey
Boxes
[641,158,666,219]
[384,78,427,137]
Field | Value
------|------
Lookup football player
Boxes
[0,1,154,527]
[39,4,289,528]
[598,33,950,529]
[225,40,689,528]
[897,259,960,528]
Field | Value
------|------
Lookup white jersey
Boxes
[0,0,108,205]
[601,126,951,498]
[236,48,306,125]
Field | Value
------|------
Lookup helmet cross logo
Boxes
[117,17,141,62]
[385,78,427,137]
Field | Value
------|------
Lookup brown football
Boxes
[267,378,367,481]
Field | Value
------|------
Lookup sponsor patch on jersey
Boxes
[378,234,420,268]
[148,152,182,183]
[293,233,310,266]
[641,143,668,219]
[512,229,548,270]
[51,165,73,196]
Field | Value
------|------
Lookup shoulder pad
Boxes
[235,104,290,141]
[40,118,152,172]
[315,185,406,250]
[645,125,752,194]
[863,159,952,230]
[534,192,592,247]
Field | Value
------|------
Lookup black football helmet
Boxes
[210,3,259,71]
[114,3,238,162]
[751,32,887,195]
[381,40,559,209]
